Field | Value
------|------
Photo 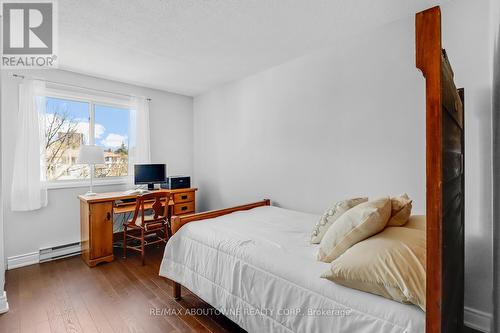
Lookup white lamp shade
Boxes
[77,145,105,165]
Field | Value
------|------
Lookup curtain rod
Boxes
[11,73,152,101]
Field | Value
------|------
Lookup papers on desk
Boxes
[123,189,150,195]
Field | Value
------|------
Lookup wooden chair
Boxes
[123,192,173,265]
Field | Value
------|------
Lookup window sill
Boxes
[45,178,129,190]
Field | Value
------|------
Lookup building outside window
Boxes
[44,91,131,185]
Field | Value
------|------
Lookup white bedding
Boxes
[159,206,424,333]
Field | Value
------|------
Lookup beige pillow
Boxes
[317,197,391,262]
[321,226,426,311]
[405,215,426,231]
[310,197,368,244]
[387,193,413,226]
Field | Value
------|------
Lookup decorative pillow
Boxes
[310,197,368,244]
[387,193,413,226]
[404,215,425,231]
[317,197,391,262]
[321,226,426,311]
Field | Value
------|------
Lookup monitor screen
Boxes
[134,164,166,184]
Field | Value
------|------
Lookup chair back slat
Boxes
[129,192,171,227]
[123,191,173,265]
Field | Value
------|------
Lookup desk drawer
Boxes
[173,202,195,215]
[173,192,194,203]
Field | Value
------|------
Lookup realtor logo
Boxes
[1,0,58,68]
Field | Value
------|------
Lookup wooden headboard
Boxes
[416,6,465,333]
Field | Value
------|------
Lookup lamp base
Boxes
[85,191,97,196]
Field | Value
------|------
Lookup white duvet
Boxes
[159,205,424,333]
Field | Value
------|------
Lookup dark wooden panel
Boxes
[440,59,465,333]
[443,176,462,211]
[443,152,463,182]
[441,51,464,129]
[442,195,464,270]
[457,87,465,333]
[443,111,463,152]
[442,218,464,333]
[417,6,465,332]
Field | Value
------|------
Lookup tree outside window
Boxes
[44,97,130,182]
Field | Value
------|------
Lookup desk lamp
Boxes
[77,145,105,196]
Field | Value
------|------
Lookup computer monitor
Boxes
[134,164,167,190]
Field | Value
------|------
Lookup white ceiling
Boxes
[59,0,448,96]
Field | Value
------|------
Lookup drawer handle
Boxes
[181,206,188,211]
[106,212,111,221]
[181,195,188,200]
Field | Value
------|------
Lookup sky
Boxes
[45,97,130,150]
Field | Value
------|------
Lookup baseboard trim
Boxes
[0,291,8,314]
[39,242,81,263]
[7,241,82,270]
[7,252,39,270]
[464,306,492,332]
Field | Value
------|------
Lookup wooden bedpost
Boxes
[173,282,181,300]
[416,6,465,333]
[416,7,443,333]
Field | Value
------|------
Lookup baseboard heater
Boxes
[39,242,81,263]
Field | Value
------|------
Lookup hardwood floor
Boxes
[0,246,484,333]
[0,246,245,333]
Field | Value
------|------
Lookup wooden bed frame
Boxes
[170,199,271,299]
[416,6,465,333]
[169,6,464,333]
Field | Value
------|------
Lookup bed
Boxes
[160,205,425,332]
[160,6,464,333]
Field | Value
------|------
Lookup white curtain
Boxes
[129,97,151,183]
[11,80,48,211]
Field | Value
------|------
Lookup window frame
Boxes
[43,87,132,189]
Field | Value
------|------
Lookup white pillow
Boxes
[310,197,368,244]
[317,197,391,263]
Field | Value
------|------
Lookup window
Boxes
[44,93,131,183]
[45,97,89,181]
[94,104,130,178]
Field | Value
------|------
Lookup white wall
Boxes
[195,19,426,214]
[193,0,493,327]
[0,69,193,261]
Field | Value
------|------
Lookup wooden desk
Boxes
[78,188,197,267]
